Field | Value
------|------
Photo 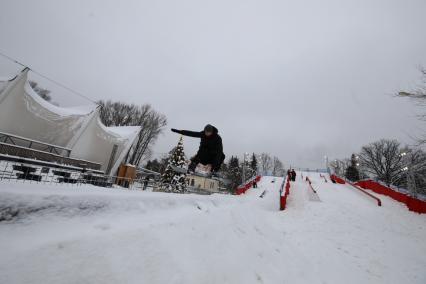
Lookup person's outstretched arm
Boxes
[171,128,203,138]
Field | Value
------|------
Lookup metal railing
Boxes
[346,181,382,207]
[305,177,317,194]
[0,131,72,157]
[0,159,142,189]
[0,159,212,193]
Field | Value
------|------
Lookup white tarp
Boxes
[70,113,139,174]
[0,69,140,174]
[0,69,94,147]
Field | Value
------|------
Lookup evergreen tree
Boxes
[345,154,360,182]
[145,159,162,173]
[226,156,241,193]
[250,153,258,173]
[161,137,187,192]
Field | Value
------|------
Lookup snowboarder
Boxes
[171,124,225,174]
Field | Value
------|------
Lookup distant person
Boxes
[253,179,258,188]
[291,169,297,181]
[143,176,150,190]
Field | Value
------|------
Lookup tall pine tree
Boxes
[226,156,242,193]
[250,153,258,173]
[161,137,187,192]
[345,154,360,182]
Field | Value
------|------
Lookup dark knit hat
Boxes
[204,124,214,132]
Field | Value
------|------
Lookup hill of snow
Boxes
[0,174,425,284]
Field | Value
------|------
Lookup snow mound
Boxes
[1,177,426,284]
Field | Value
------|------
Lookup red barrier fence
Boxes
[280,176,291,211]
[330,174,345,184]
[236,176,262,195]
[330,175,382,207]
[355,180,426,214]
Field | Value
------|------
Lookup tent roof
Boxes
[25,80,96,116]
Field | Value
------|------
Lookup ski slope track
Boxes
[0,173,425,284]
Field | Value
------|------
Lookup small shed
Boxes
[186,174,219,193]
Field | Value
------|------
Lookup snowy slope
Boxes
[0,176,425,284]
[285,172,426,284]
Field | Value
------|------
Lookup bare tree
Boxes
[258,153,272,175]
[29,81,52,102]
[29,81,59,106]
[329,159,347,177]
[98,100,167,167]
[359,139,404,186]
[98,100,137,126]
[272,156,285,176]
[398,67,426,144]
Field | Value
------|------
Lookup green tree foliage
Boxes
[250,153,258,173]
[226,156,241,193]
[345,154,360,182]
[145,159,165,173]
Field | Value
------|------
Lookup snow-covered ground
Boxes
[0,174,425,284]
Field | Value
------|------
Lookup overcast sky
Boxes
[1,0,426,168]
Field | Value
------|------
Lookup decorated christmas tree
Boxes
[161,136,187,192]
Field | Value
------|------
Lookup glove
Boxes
[171,128,179,133]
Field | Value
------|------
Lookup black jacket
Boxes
[174,126,224,168]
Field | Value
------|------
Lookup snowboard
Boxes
[169,165,230,184]
[169,165,208,176]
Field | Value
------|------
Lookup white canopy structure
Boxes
[0,69,140,174]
